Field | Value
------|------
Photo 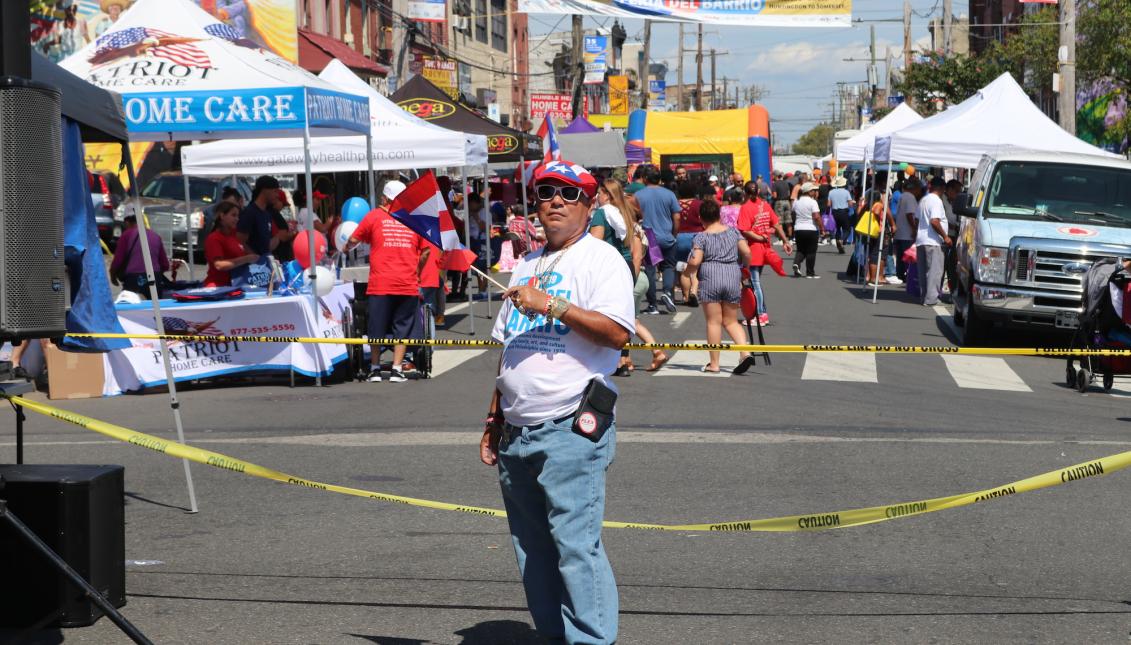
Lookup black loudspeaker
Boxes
[0,77,65,340]
[0,465,126,628]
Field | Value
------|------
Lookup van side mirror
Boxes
[954,192,978,218]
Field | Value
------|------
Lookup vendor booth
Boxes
[627,105,772,180]
[390,75,540,163]
[880,73,1121,168]
[558,131,627,168]
[180,59,488,175]
[834,103,923,162]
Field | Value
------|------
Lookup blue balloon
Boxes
[342,197,371,224]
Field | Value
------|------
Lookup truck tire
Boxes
[962,290,993,346]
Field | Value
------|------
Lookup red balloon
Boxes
[293,230,327,269]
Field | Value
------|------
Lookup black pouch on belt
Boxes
[572,377,617,442]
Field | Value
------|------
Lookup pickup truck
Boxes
[953,150,1131,345]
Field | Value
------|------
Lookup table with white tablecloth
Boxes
[103,284,353,395]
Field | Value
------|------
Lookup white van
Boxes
[953,150,1131,344]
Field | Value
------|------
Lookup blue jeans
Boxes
[645,241,678,306]
[675,232,696,264]
[749,265,766,315]
[498,415,618,644]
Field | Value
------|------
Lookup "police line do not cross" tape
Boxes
[65,332,1131,357]
[5,394,1128,533]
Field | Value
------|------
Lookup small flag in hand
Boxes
[387,171,461,251]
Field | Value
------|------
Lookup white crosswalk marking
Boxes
[653,339,737,377]
[801,352,878,382]
[429,349,488,378]
[671,311,693,329]
[941,355,1032,392]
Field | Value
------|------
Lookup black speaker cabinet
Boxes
[0,77,65,340]
[0,464,125,628]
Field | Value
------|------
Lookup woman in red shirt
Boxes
[204,202,260,287]
[676,181,704,306]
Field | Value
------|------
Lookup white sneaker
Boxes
[367,367,382,383]
[387,368,407,383]
[886,276,903,285]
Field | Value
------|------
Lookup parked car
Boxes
[89,170,124,249]
[953,151,1131,345]
[116,173,252,260]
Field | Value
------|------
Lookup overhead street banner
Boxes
[516,0,852,26]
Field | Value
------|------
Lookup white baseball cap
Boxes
[709,175,718,182]
[382,180,407,201]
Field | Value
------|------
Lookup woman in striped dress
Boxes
[683,200,755,374]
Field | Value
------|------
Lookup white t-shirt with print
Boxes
[492,234,636,427]
[792,195,820,231]
[915,192,948,247]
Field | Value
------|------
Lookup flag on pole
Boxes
[387,171,461,250]
[541,115,561,163]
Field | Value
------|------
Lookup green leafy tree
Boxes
[1002,6,1059,96]
[792,123,835,156]
[895,44,1014,112]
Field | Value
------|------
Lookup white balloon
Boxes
[304,265,336,297]
[333,220,358,251]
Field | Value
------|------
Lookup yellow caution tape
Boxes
[7,394,1130,532]
[65,333,1131,357]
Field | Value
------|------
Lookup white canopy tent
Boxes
[60,0,372,511]
[834,103,923,162]
[878,73,1121,169]
[181,59,488,175]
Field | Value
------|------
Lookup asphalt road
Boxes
[5,243,1131,644]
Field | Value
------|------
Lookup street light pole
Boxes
[1058,0,1076,134]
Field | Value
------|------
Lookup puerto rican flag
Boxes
[388,172,461,251]
[541,115,561,164]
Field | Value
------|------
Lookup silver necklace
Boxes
[521,243,574,320]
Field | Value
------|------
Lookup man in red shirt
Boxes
[736,182,792,325]
[345,181,431,383]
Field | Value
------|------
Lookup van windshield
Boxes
[985,161,1131,227]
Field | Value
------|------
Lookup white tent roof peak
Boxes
[880,72,1120,168]
[60,0,369,141]
[834,102,923,162]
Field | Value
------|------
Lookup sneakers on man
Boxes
[792,264,803,277]
[659,293,677,313]
[642,306,662,315]
[806,274,821,279]
[367,367,382,383]
[886,276,904,285]
[387,368,407,383]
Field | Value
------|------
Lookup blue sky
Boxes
[527,1,963,146]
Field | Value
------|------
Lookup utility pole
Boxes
[694,24,703,111]
[1058,0,1076,134]
[571,16,583,119]
[869,24,877,111]
[942,0,953,55]
[639,19,651,110]
[903,0,912,72]
[722,76,728,109]
[709,49,716,110]
[677,24,684,111]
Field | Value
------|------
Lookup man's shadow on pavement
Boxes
[349,620,544,645]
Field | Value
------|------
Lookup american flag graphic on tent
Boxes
[93,27,212,68]
[162,316,222,336]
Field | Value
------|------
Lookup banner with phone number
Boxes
[517,0,851,27]
[103,284,352,395]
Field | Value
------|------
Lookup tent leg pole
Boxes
[462,166,475,336]
[857,152,871,285]
[125,146,198,514]
[872,159,895,305]
[302,123,323,387]
[365,132,376,209]
[518,154,531,254]
[182,173,194,281]
[482,162,492,318]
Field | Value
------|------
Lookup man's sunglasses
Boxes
[534,184,585,203]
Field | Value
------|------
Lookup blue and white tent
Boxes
[60,0,369,140]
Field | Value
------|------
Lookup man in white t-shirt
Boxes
[915,177,951,306]
[894,179,922,282]
[481,160,634,645]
